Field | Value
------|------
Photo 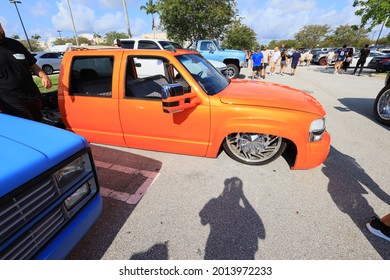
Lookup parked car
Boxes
[32,51,63,75]
[119,38,227,76]
[373,72,390,126]
[349,51,386,68]
[367,53,390,72]
[313,47,357,66]
[44,48,330,169]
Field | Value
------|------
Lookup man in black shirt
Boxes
[352,44,371,76]
[0,22,52,121]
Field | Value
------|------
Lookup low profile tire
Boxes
[223,133,287,165]
[226,64,239,79]
[373,84,390,126]
[42,65,54,75]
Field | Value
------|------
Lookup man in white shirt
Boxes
[269,46,281,75]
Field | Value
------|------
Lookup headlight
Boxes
[55,154,89,188]
[64,183,90,210]
[309,117,326,142]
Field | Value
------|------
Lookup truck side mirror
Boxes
[162,84,200,114]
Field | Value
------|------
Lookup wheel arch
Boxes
[206,119,303,160]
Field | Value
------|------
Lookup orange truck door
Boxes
[118,54,211,156]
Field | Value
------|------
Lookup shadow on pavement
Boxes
[322,146,390,259]
[130,242,169,260]
[199,177,265,259]
[337,98,390,131]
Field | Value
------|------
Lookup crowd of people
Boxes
[246,43,372,80]
[246,44,317,80]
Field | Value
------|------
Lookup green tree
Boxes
[156,0,238,42]
[104,31,129,46]
[19,40,43,52]
[331,24,369,47]
[221,20,257,50]
[140,0,158,32]
[11,34,20,39]
[267,40,278,49]
[294,24,331,49]
[353,0,390,31]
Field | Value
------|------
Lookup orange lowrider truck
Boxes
[53,48,330,169]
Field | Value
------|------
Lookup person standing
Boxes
[334,45,348,75]
[290,49,301,76]
[353,44,370,76]
[0,22,52,122]
[325,49,335,71]
[278,48,288,75]
[251,47,264,80]
[260,46,270,79]
[269,46,280,75]
[245,50,251,68]
[306,51,313,66]
[341,50,353,74]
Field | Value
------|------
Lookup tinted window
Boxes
[138,41,160,49]
[121,40,135,49]
[70,56,113,97]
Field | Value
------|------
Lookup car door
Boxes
[118,54,211,156]
[60,53,125,147]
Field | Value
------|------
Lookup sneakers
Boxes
[366,216,390,242]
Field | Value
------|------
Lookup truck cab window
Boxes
[70,56,113,97]
[125,56,169,99]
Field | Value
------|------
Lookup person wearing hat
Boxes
[251,47,264,80]
[0,22,52,122]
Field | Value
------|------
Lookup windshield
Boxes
[177,54,229,95]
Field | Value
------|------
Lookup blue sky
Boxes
[0,0,387,44]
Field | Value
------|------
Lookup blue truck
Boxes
[0,113,102,259]
[187,39,246,78]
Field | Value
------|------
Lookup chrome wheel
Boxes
[223,133,286,165]
[374,85,390,126]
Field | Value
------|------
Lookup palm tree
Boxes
[140,0,158,37]
[93,32,102,45]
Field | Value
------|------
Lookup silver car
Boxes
[32,52,63,75]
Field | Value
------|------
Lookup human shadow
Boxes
[322,146,390,259]
[199,177,265,259]
[337,98,390,131]
[130,242,169,260]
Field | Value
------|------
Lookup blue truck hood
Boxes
[0,114,88,197]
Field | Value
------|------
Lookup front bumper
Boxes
[291,131,331,170]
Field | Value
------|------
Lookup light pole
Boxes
[122,0,132,38]
[9,0,32,51]
[57,30,62,39]
[66,0,79,46]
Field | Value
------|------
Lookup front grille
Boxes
[0,206,68,259]
[0,178,60,248]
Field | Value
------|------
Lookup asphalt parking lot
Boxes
[68,64,390,260]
